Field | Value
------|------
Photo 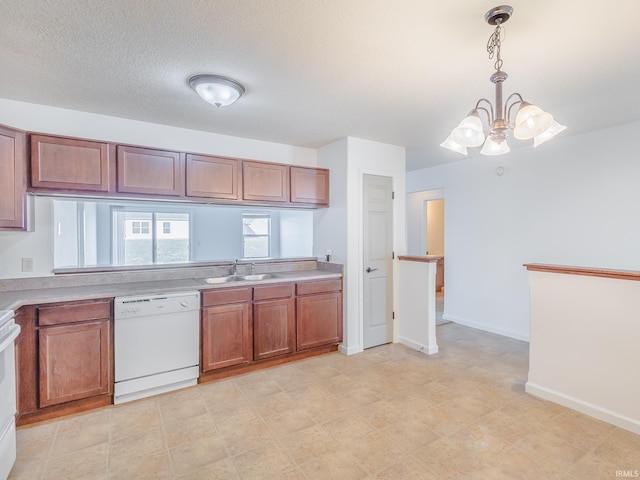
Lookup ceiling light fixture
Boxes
[441,5,566,156]
[189,74,245,108]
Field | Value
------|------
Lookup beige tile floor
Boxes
[10,323,640,479]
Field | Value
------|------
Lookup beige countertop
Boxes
[0,269,342,311]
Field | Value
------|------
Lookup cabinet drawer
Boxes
[296,279,342,296]
[253,284,293,301]
[202,287,251,307]
[37,299,112,326]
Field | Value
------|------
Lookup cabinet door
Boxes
[31,134,112,192]
[186,154,241,200]
[296,292,343,351]
[0,125,27,229]
[290,167,329,206]
[117,145,184,196]
[39,320,111,408]
[243,161,289,203]
[202,303,252,371]
[254,298,295,360]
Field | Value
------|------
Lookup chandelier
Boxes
[441,5,566,156]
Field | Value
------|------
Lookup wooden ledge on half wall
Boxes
[524,263,640,282]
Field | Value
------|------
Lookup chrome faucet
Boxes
[232,260,238,275]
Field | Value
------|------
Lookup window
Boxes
[243,214,270,258]
[131,221,150,235]
[114,209,192,265]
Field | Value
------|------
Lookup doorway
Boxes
[363,174,393,348]
[406,189,445,325]
[425,198,445,324]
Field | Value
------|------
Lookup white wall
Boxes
[0,196,54,278]
[0,98,316,279]
[406,121,640,340]
[526,270,640,434]
[280,210,313,258]
[316,137,406,354]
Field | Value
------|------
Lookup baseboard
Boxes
[526,381,640,435]
[398,336,439,355]
[339,343,363,356]
[442,314,529,342]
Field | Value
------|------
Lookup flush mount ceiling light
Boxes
[441,5,566,156]
[189,74,245,108]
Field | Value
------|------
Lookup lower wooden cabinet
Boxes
[296,292,342,351]
[15,298,113,425]
[202,303,252,371]
[254,297,295,360]
[201,288,252,371]
[39,320,111,407]
[296,279,343,351]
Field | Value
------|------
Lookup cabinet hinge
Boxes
[392,311,395,320]
[392,191,395,200]
[392,251,395,259]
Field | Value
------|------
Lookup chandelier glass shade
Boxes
[441,5,565,156]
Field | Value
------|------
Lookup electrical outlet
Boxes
[22,257,33,272]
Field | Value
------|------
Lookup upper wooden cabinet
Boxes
[185,154,241,200]
[243,161,289,203]
[290,166,329,206]
[20,129,330,207]
[0,125,27,230]
[117,145,184,196]
[30,134,114,193]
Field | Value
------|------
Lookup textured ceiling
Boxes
[2,1,640,171]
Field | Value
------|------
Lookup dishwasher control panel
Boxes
[114,291,200,319]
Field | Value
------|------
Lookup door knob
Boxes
[366,267,378,273]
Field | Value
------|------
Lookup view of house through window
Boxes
[52,198,313,269]
[243,214,271,258]
[114,210,191,265]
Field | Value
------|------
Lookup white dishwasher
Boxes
[114,291,200,404]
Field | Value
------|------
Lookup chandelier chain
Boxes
[487,24,505,72]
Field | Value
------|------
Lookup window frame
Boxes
[242,213,271,259]
[112,206,195,265]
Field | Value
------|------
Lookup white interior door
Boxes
[363,174,393,349]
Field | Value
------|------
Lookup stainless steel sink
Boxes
[199,273,278,284]
[237,273,277,281]
[201,275,238,284]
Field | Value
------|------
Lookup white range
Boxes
[0,310,20,480]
